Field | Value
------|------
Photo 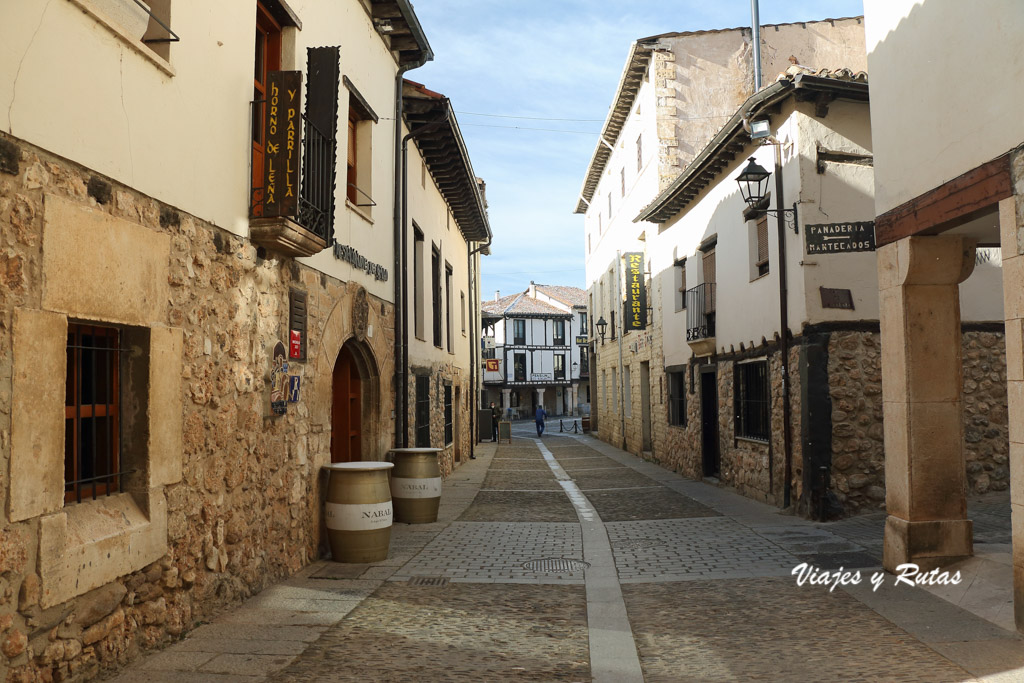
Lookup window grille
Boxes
[669,371,686,426]
[444,385,453,446]
[415,376,431,447]
[735,361,770,441]
[65,324,123,503]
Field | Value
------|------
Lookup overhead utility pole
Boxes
[751,0,762,90]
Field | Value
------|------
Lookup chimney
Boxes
[494,290,500,302]
[529,281,536,297]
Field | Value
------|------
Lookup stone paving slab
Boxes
[622,578,974,682]
[556,457,628,471]
[587,488,721,523]
[391,522,585,583]
[606,518,798,582]
[458,490,580,522]
[482,469,562,490]
[272,583,591,682]
[572,468,668,490]
[200,654,296,676]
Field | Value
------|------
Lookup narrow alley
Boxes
[110,426,1023,682]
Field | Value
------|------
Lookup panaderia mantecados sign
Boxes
[804,221,875,254]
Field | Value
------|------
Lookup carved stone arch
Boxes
[311,281,395,469]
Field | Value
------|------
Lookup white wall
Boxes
[865,0,1024,215]
[654,99,881,368]
[0,0,406,303]
[583,74,659,296]
[405,136,475,369]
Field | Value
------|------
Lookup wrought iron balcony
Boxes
[685,283,716,343]
[250,96,336,257]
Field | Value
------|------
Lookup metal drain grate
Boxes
[521,558,591,572]
[408,576,450,587]
[615,539,665,550]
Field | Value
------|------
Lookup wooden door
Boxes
[700,367,720,477]
[251,3,282,216]
[331,346,362,463]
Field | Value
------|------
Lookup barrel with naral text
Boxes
[323,461,394,563]
[388,448,442,524]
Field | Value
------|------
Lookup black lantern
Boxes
[595,316,608,343]
[736,157,772,208]
[571,361,579,375]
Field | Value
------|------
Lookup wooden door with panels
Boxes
[331,345,362,463]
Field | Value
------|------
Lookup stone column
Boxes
[999,195,1024,630]
[536,387,545,412]
[569,385,577,416]
[879,235,976,573]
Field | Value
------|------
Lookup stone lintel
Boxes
[41,194,170,327]
[883,515,973,573]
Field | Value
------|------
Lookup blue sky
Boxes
[411,1,865,298]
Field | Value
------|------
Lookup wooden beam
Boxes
[874,154,1012,247]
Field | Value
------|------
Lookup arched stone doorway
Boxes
[330,339,379,463]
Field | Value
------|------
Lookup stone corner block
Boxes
[10,308,67,522]
[149,326,184,487]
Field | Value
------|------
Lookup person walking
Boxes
[535,404,547,437]
[490,402,501,442]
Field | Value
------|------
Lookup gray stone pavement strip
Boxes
[534,437,645,683]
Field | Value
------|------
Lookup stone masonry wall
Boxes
[405,362,474,477]
[828,329,1007,515]
[0,133,407,681]
[621,326,1007,519]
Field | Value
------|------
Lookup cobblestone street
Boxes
[109,425,1024,682]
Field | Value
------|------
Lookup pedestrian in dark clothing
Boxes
[535,405,547,437]
[490,402,501,442]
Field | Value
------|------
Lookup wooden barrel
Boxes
[323,462,394,563]
[388,448,442,524]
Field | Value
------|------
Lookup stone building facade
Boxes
[588,52,1008,523]
[0,133,397,681]
[0,1,490,680]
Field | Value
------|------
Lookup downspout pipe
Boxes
[773,143,794,508]
[393,52,433,450]
[615,251,627,450]
[400,105,452,447]
[467,235,490,451]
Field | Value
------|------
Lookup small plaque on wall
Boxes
[270,341,288,415]
[820,287,855,310]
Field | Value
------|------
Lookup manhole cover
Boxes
[408,576,450,587]
[521,558,591,572]
[615,539,665,550]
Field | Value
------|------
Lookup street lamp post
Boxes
[595,316,608,344]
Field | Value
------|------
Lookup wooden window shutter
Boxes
[702,248,716,285]
[289,288,308,361]
[304,46,340,238]
[756,216,769,267]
